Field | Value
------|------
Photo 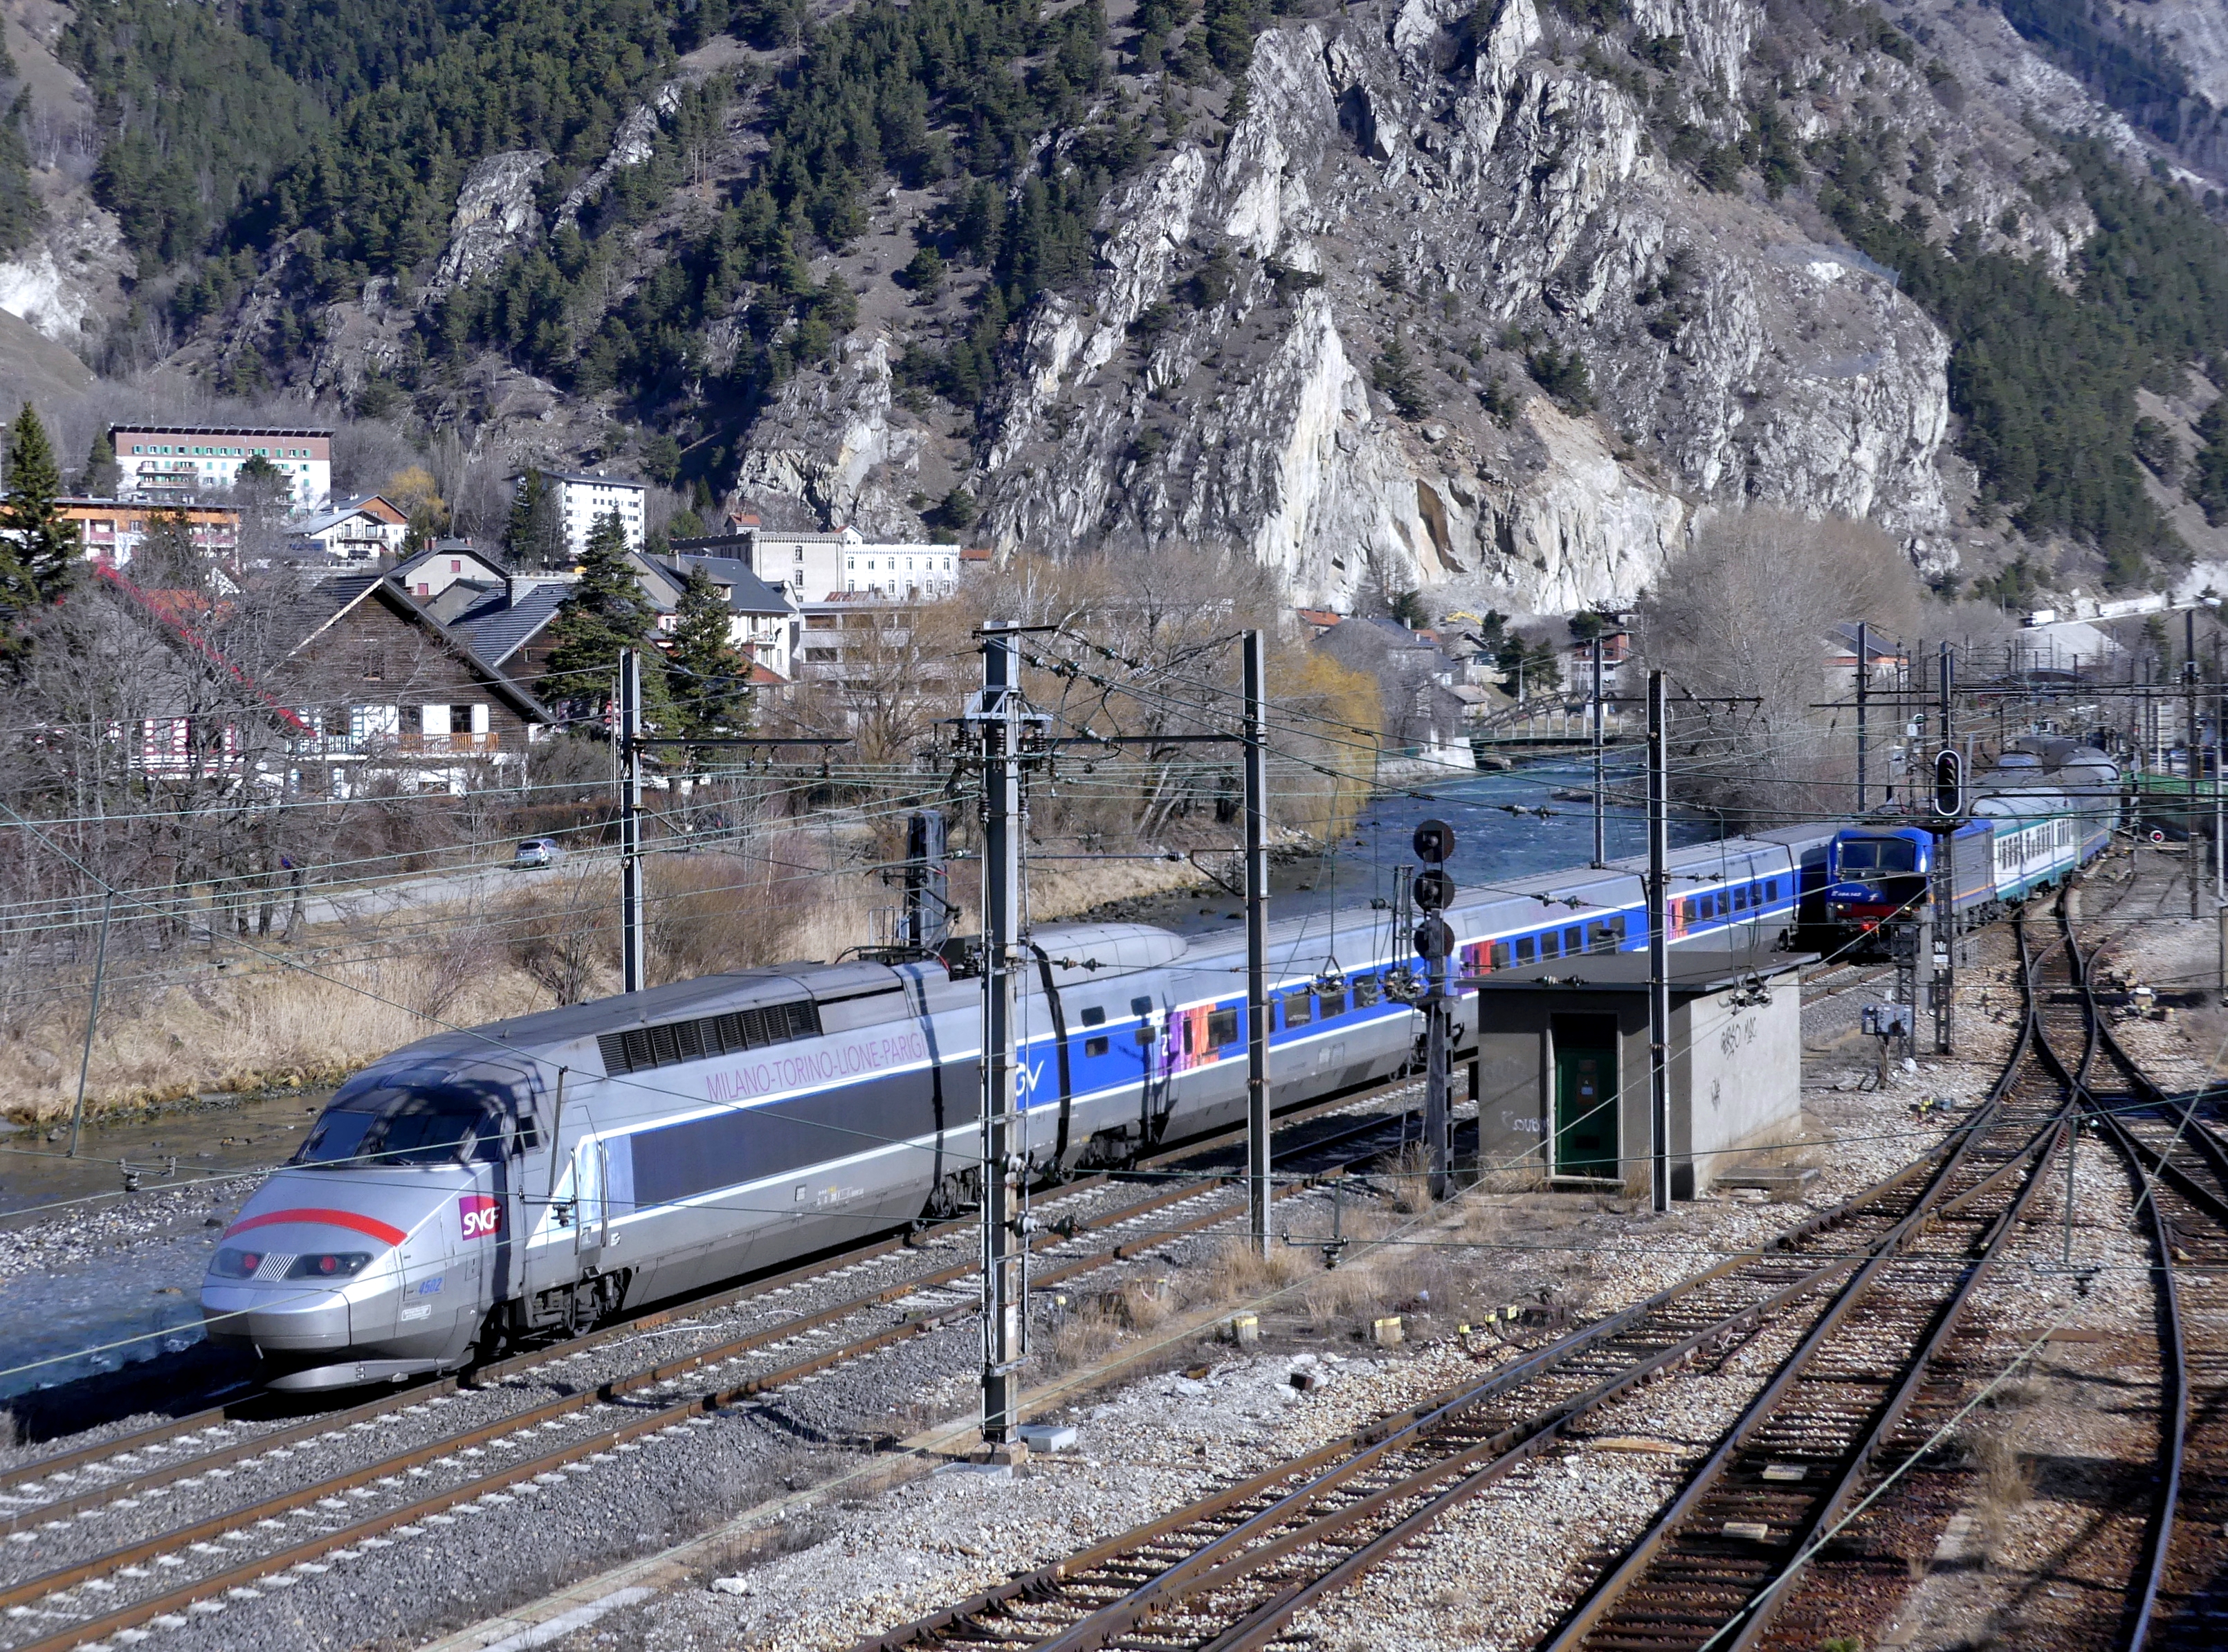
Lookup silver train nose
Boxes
[199,1280,354,1351]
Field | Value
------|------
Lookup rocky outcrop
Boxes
[732,336,929,536]
[426,150,552,300]
[556,84,682,230]
[958,12,1955,609]
[0,197,131,343]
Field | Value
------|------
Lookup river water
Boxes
[0,755,1719,1403]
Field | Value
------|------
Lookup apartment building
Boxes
[109,425,333,508]
[676,526,980,601]
[58,498,241,568]
[522,470,647,557]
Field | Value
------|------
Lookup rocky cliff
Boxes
[724,0,2175,612]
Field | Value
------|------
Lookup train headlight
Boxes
[212,1248,265,1277]
[286,1252,372,1279]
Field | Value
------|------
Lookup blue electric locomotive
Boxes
[1823,744,2117,942]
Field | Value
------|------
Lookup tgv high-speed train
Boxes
[1822,739,2119,940]
[203,823,1838,1391]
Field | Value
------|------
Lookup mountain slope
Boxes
[8,0,2228,609]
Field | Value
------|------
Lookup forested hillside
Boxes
[8,0,2228,603]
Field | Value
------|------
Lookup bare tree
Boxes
[1635,507,1923,823]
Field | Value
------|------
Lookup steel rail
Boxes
[1533,908,2067,1652]
[0,1101,1439,1651]
[0,1069,1435,1512]
[851,971,2049,1652]
[2063,881,2194,1652]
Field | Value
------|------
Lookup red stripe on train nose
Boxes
[222,1207,407,1246]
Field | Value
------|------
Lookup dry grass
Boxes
[1386,1144,1434,1213]
[1185,1236,1312,1306]
[1969,1426,2036,1558]
[0,829,1223,1126]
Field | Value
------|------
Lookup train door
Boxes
[1552,1016,1619,1180]
[1138,996,1174,1145]
[573,1133,606,1267]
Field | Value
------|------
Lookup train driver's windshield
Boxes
[296,1079,502,1168]
[1836,838,1918,877]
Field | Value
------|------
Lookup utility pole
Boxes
[1413,820,1457,1202]
[1647,670,1670,1215]
[1244,630,1271,1258]
[974,621,1027,1446]
[2215,635,2225,1004]
[2189,609,2202,920]
[1936,643,1955,1057]
[1591,636,1607,865]
[903,808,951,951]
[619,647,645,993]
[1854,621,1869,815]
[66,890,114,1158]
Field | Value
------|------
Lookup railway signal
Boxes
[1411,827,1457,1202]
[1931,748,1963,818]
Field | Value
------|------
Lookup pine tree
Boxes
[81,431,121,497]
[542,511,673,723]
[668,564,751,746]
[504,468,565,569]
[0,90,44,259]
[0,404,82,607]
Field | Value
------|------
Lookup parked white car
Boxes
[510,838,564,870]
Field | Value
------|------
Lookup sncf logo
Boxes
[459,1194,502,1240]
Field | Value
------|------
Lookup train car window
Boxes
[602,998,823,1076]
[377,1101,489,1166]
[1136,1026,1155,1045]
[1585,924,1611,953]
[1180,1018,1194,1054]
[296,1107,378,1165]
[1080,1006,1106,1027]
[1353,975,1382,1007]
[1284,991,1314,1028]
[1209,1008,1239,1047]
[1766,879,1780,901]
[1540,931,1562,960]
[1515,936,1537,964]
[1564,926,1584,954]
[1490,941,1513,969]
[1131,995,1153,1016]
[1733,885,1748,912]
[1085,1036,1110,1058]
[1610,915,1628,942]
[1316,987,1347,1018]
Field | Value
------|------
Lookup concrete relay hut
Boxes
[1468,946,1811,1200]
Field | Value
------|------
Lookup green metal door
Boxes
[1553,1016,1619,1179]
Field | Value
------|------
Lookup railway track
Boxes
[0,1081,1450,1652]
[843,924,2058,1652]
[0,1072,1437,1519]
[2064,885,2228,1652]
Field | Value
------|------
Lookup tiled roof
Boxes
[453,581,568,666]
[394,542,509,579]
[522,469,648,489]
[661,554,796,615]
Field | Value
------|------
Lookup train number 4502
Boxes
[459,1195,502,1239]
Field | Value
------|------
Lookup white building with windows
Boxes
[681,524,978,601]
[523,470,647,557]
[111,425,333,508]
